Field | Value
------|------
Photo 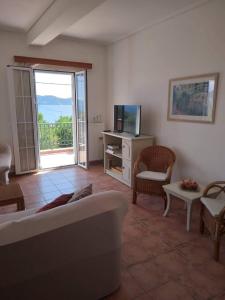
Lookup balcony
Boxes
[38,122,75,169]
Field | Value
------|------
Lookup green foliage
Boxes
[38,114,73,150]
[37,112,46,123]
[55,116,73,148]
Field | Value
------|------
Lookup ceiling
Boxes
[0,0,54,31]
[0,0,211,45]
[63,0,210,44]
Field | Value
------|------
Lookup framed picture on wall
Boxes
[167,73,219,123]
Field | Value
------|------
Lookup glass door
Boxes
[75,71,88,169]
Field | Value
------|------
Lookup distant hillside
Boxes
[37,95,72,105]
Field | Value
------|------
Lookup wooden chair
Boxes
[200,181,225,261]
[133,145,176,208]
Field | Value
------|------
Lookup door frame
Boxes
[75,70,89,169]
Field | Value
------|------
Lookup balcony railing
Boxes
[38,122,73,150]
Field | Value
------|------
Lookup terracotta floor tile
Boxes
[37,180,55,188]
[122,240,154,267]
[115,270,144,299]
[2,164,225,300]
[21,186,42,196]
[39,185,58,193]
[24,194,45,203]
[137,280,194,300]
[49,178,70,185]
[104,287,130,300]
[71,178,92,187]
[55,182,74,189]
[128,259,170,292]
[108,270,145,300]
[199,260,225,277]
[67,180,80,188]
[58,187,75,194]
[212,293,225,300]
[43,191,62,202]
[178,240,213,266]
[154,250,188,281]
[122,222,150,243]
[122,220,171,257]
[179,264,225,299]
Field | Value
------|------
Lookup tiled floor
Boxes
[1,164,225,300]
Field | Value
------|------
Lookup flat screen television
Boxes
[114,105,141,136]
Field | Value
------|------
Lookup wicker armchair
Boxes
[200,181,225,261]
[133,145,176,208]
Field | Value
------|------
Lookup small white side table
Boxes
[163,181,206,231]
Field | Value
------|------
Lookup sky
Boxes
[35,71,73,99]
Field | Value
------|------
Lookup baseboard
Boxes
[9,160,103,177]
[89,160,103,166]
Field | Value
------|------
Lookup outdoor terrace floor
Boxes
[40,149,75,169]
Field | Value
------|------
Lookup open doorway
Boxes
[7,66,88,175]
[34,71,76,169]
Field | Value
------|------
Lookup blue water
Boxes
[38,105,72,123]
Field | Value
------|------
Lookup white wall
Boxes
[0,30,106,162]
[106,0,225,184]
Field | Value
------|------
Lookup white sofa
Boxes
[0,143,12,184]
[0,191,128,300]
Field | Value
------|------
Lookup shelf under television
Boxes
[105,168,128,184]
[105,149,122,159]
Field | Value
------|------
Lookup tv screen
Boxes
[114,105,141,136]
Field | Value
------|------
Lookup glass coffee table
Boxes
[163,181,205,231]
[0,183,25,211]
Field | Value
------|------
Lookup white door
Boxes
[75,71,89,169]
[7,66,39,174]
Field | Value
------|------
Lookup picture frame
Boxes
[167,73,219,123]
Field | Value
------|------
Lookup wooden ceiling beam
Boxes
[14,56,92,69]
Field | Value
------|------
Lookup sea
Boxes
[38,105,72,123]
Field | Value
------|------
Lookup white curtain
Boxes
[7,66,38,174]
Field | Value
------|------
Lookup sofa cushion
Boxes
[68,184,92,203]
[37,193,73,213]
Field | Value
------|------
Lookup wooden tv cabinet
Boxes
[102,131,154,187]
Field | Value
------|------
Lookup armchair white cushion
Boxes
[0,143,12,184]
[136,170,168,181]
[200,196,225,217]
